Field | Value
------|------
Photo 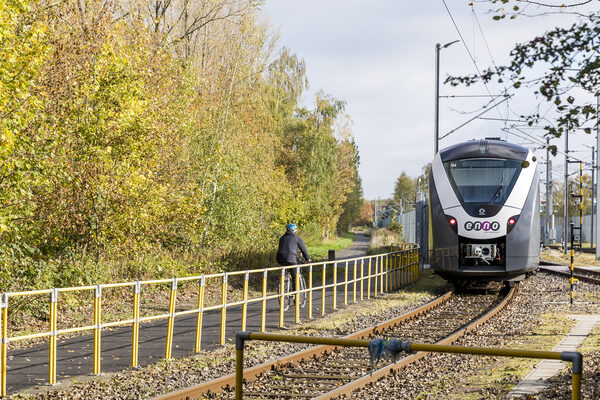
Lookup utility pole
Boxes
[434,40,458,155]
[374,198,377,227]
[597,95,600,259]
[434,43,440,156]
[539,171,544,245]
[592,146,595,248]
[546,137,554,244]
[564,126,569,254]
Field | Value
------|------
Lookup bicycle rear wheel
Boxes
[298,274,307,309]
[278,273,292,312]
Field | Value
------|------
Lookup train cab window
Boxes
[443,158,522,206]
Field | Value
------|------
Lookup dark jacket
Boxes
[276,231,310,265]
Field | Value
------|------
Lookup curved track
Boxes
[539,265,600,285]
[157,285,516,400]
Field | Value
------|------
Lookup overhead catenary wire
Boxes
[440,0,508,124]
[440,0,599,173]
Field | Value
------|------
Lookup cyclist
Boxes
[276,223,311,290]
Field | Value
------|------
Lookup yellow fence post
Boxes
[414,249,419,282]
[165,278,177,358]
[1,294,8,396]
[131,282,141,367]
[390,254,394,291]
[352,260,357,303]
[373,257,378,297]
[332,262,337,310]
[418,248,421,280]
[394,253,398,288]
[376,256,380,295]
[408,250,412,283]
[260,270,267,332]
[379,255,384,295]
[394,253,398,290]
[93,285,102,375]
[308,265,313,320]
[402,251,406,286]
[195,276,205,351]
[344,261,348,306]
[220,274,228,345]
[385,254,389,292]
[242,271,249,331]
[360,259,364,301]
[397,251,401,286]
[321,264,326,315]
[367,258,372,300]
[414,249,418,282]
[279,269,285,328]
[409,249,412,283]
[408,250,411,283]
[49,289,57,385]
[295,266,300,324]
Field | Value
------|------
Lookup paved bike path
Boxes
[6,234,385,394]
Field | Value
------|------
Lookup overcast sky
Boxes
[260,1,597,200]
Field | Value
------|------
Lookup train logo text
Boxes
[464,221,500,232]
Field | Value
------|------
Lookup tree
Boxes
[417,163,431,195]
[447,3,599,151]
[357,200,373,226]
[0,0,49,288]
[337,147,362,234]
[0,0,363,291]
[552,173,593,217]
[393,172,416,207]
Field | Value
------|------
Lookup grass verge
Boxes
[306,232,356,260]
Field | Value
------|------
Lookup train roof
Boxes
[439,139,529,162]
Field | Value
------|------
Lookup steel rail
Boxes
[313,285,516,399]
[539,265,600,285]
[152,291,454,400]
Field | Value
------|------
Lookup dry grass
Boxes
[540,248,600,266]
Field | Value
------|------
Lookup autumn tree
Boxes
[0,0,49,288]
[0,0,363,290]
[357,200,374,226]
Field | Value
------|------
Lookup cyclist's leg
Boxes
[291,269,297,292]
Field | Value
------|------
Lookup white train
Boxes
[428,139,540,286]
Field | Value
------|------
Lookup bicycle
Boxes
[278,267,307,311]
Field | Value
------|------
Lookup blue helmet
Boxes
[286,223,298,232]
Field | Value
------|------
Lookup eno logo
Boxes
[464,221,500,232]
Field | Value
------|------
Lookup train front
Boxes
[428,139,540,283]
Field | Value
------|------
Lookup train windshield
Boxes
[443,158,523,205]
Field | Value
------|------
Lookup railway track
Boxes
[157,285,515,400]
[539,264,600,285]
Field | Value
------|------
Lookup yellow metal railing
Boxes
[0,245,419,395]
[233,332,583,400]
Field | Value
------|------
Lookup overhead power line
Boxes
[440,0,508,123]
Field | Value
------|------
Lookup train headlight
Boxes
[445,215,458,233]
[507,215,520,234]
